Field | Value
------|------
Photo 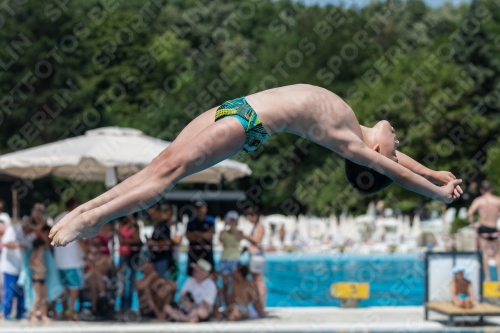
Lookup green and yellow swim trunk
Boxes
[214,96,270,155]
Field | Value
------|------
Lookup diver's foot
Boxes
[50,212,100,247]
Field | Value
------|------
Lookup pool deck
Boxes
[0,306,498,332]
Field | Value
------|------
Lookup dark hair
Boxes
[41,224,51,232]
[344,159,393,195]
[32,237,46,249]
[245,206,260,216]
[481,180,492,193]
[149,202,162,211]
[65,197,78,209]
[237,264,249,279]
[160,204,171,213]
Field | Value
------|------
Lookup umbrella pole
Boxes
[12,188,18,223]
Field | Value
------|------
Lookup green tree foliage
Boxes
[1,0,500,216]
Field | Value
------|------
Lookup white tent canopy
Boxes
[0,126,252,187]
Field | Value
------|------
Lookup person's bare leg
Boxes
[69,289,79,313]
[252,273,267,311]
[31,283,42,323]
[87,275,98,314]
[481,240,491,281]
[155,280,176,305]
[51,116,246,246]
[40,286,52,323]
[59,289,67,314]
[49,107,218,242]
[164,304,198,322]
[222,275,230,306]
[227,306,240,321]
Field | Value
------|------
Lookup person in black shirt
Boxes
[185,201,215,276]
[147,203,172,279]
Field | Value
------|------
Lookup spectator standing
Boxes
[219,210,243,305]
[185,201,215,276]
[468,181,500,281]
[117,212,142,312]
[53,198,85,321]
[0,199,11,227]
[165,206,183,281]
[279,225,285,246]
[147,203,173,279]
[1,218,35,319]
[82,223,113,316]
[30,203,47,232]
[163,259,217,322]
[243,206,267,312]
[29,225,53,323]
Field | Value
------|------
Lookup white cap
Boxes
[224,210,239,223]
[453,265,469,278]
[190,259,212,275]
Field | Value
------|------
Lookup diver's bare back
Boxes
[476,194,500,228]
[245,84,362,153]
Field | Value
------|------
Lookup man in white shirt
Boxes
[53,198,85,320]
[163,259,217,322]
[1,219,35,319]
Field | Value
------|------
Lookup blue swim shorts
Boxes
[214,96,270,155]
[58,268,84,289]
[219,259,239,275]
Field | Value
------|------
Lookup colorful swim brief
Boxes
[214,96,270,155]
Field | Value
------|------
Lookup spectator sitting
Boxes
[1,217,35,319]
[451,266,474,309]
[164,259,217,322]
[53,198,85,321]
[224,264,265,321]
[219,210,243,306]
[29,227,52,323]
[136,260,176,320]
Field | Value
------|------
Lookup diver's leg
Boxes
[51,116,246,246]
[50,107,218,242]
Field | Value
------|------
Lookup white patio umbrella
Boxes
[0,126,252,187]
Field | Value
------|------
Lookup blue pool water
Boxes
[84,252,500,311]
[117,253,428,310]
[255,253,425,307]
